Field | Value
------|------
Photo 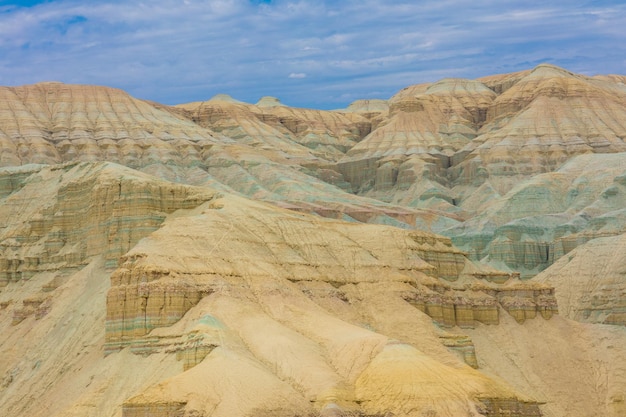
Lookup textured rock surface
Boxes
[452,65,626,187]
[0,82,464,231]
[0,163,555,417]
[338,78,495,196]
[445,152,626,277]
[104,194,554,354]
[177,94,371,163]
[0,162,215,286]
[103,193,553,416]
[466,313,626,417]
[0,82,222,167]
[333,64,626,278]
[534,234,626,325]
[1,65,626,417]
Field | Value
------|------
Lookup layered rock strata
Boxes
[2,67,626,283]
[0,81,464,234]
[0,162,621,417]
[0,67,625,416]
[0,162,215,287]
[177,94,371,163]
[0,82,222,167]
[104,194,556,353]
[99,192,558,416]
[534,234,626,325]
[445,152,626,277]
[337,78,496,195]
[330,64,626,280]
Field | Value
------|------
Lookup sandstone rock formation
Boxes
[534,233,626,326]
[0,65,625,417]
[333,64,626,278]
[104,193,556,355]
[0,82,461,230]
[0,161,215,284]
[445,152,626,277]
[0,82,222,167]
[0,162,564,417]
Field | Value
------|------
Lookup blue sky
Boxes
[1,0,625,109]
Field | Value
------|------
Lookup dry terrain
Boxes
[0,64,625,417]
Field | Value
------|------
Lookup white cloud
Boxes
[0,0,624,109]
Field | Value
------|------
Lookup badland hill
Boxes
[0,64,625,417]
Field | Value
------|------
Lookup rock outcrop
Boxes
[104,193,552,416]
[451,64,626,190]
[177,94,371,163]
[104,194,556,354]
[1,65,626,417]
[0,82,222,167]
[0,162,215,286]
[444,152,626,277]
[534,234,626,325]
[337,78,496,196]
[0,82,463,231]
[332,64,626,277]
[0,166,562,417]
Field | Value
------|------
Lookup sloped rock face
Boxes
[103,194,557,353]
[0,82,459,231]
[331,64,626,279]
[534,234,626,325]
[451,64,626,191]
[0,176,618,417]
[0,83,221,167]
[103,194,551,417]
[1,66,626,417]
[340,64,626,205]
[8,69,625,282]
[177,95,371,163]
[0,162,216,287]
[337,78,496,196]
[445,152,626,277]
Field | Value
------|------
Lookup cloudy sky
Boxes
[1,0,625,109]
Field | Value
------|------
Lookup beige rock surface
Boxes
[451,64,626,191]
[466,313,626,417]
[338,78,495,196]
[445,152,626,277]
[534,234,626,326]
[0,82,223,167]
[0,161,215,285]
[104,192,556,416]
[0,82,461,230]
[176,93,372,167]
[1,65,626,416]
[0,162,559,417]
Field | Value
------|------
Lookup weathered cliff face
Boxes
[1,65,626,417]
[334,65,626,279]
[0,162,215,288]
[177,95,371,163]
[337,78,496,197]
[0,82,223,167]
[104,194,556,354]
[0,82,462,231]
[337,64,626,207]
[5,67,625,281]
[103,193,557,417]
[534,234,626,326]
[0,163,563,417]
[451,65,626,190]
[444,152,626,277]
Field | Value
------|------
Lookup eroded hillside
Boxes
[0,65,625,417]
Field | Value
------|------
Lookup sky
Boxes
[1,0,625,109]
